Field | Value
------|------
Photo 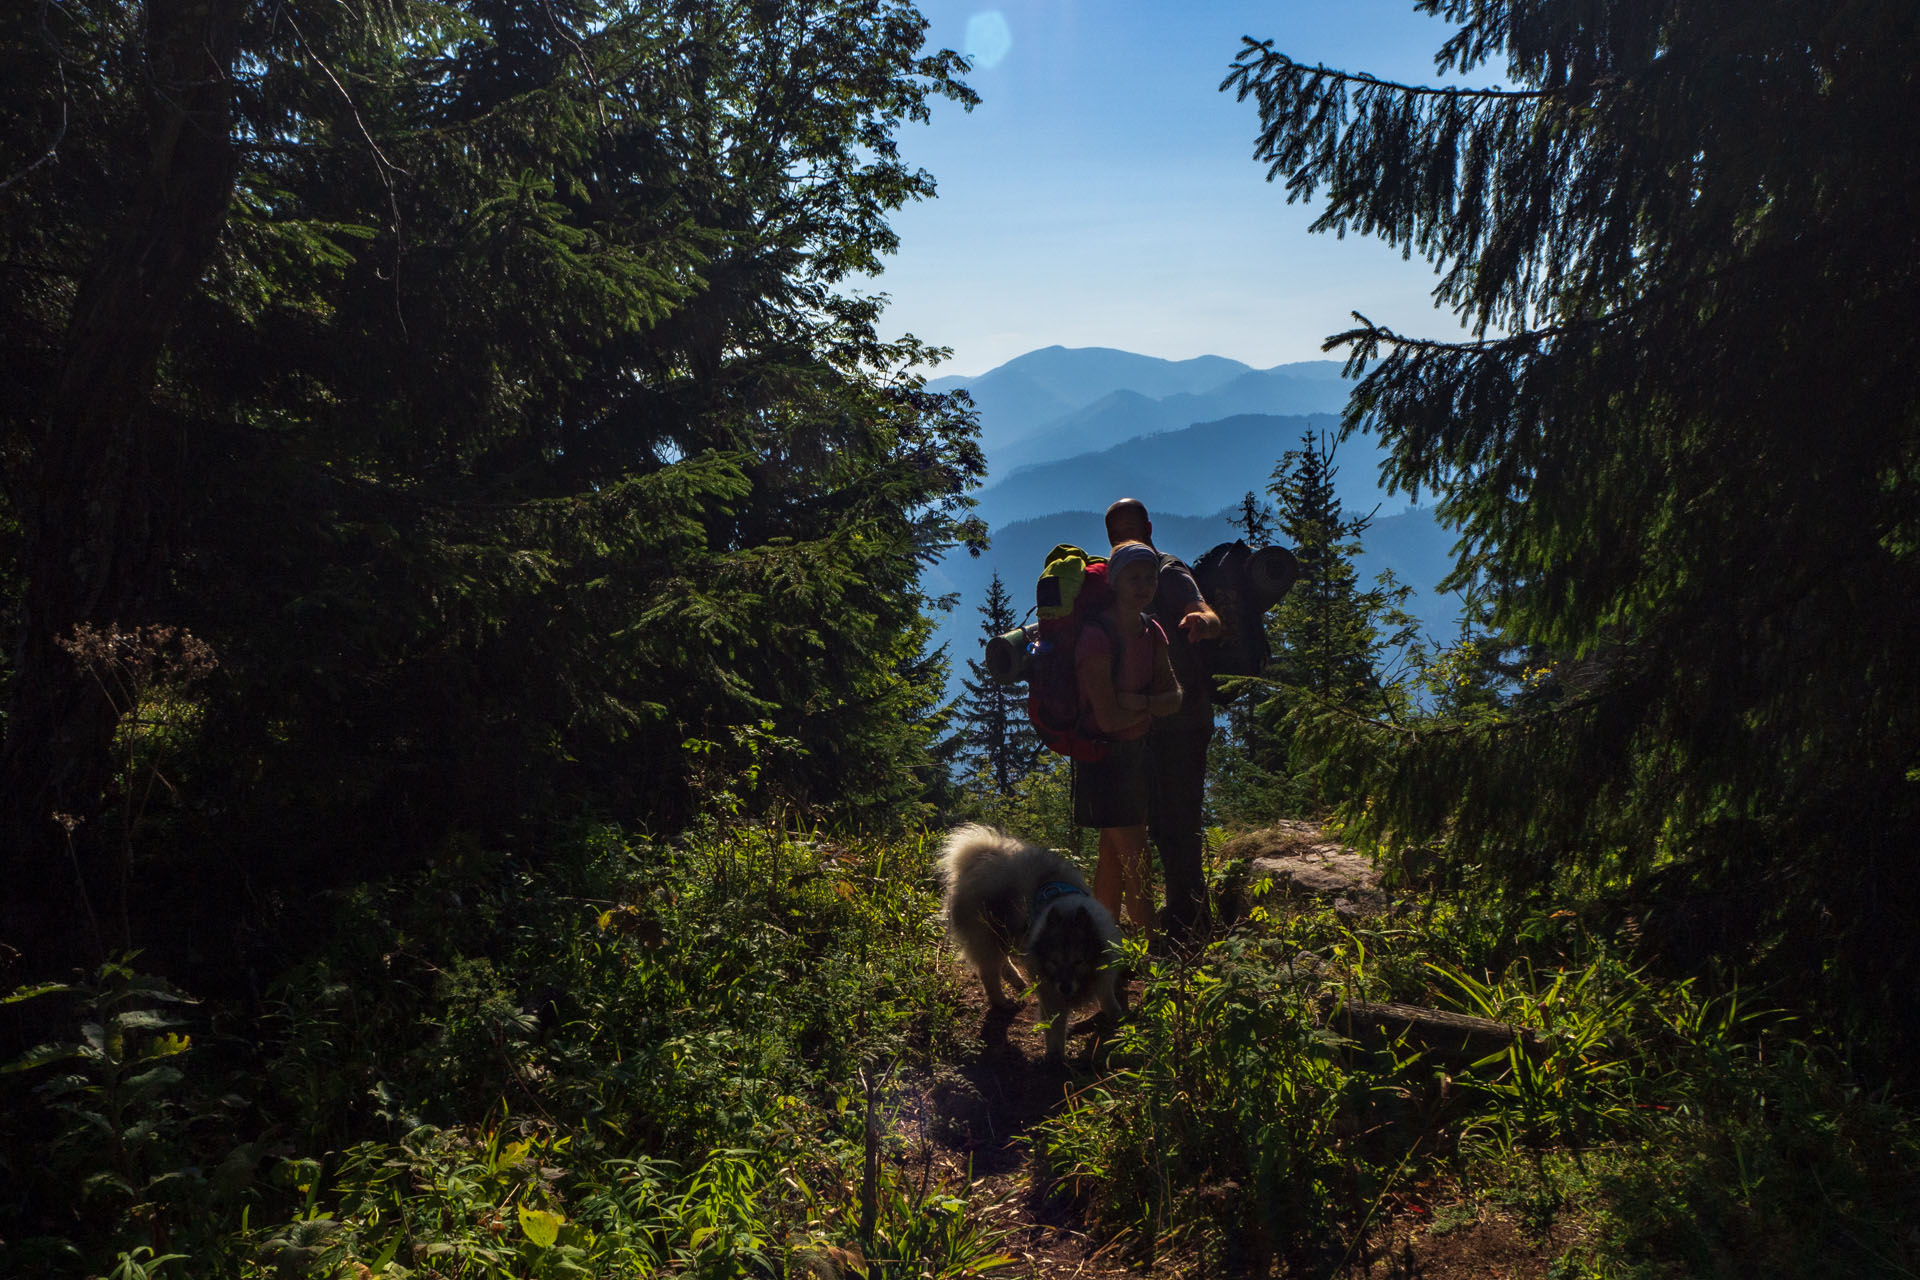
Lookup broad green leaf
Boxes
[114,1009,186,1034]
[122,1065,186,1105]
[138,1032,192,1061]
[518,1205,565,1248]
[1,1041,80,1074]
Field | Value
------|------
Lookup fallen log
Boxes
[1334,999,1541,1064]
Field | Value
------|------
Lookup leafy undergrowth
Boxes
[0,824,1010,1279]
[1035,872,1920,1277]
[5,824,1919,1279]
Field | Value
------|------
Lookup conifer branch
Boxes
[1223,41,1604,102]
[1324,313,1565,361]
[1250,672,1617,742]
[279,4,408,332]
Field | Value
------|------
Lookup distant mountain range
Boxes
[921,345,1461,698]
[969,413,1402,530]
[926,347,1263,451]
[926,346,1351,465]
[990,366,1355,473]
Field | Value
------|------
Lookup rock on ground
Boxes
[1217,820,1387,917]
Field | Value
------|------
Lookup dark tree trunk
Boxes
[0,0,243,976]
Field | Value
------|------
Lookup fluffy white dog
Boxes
[939,824,1123,1062]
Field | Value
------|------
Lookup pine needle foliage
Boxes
[1243,431,1418,808]
[1229,490,1277,547]
[1227,2,1920,1059]
[1267,430,1407,710]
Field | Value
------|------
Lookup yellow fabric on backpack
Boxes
[1037,543,1106,621]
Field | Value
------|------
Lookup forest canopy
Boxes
[0,0,984,973]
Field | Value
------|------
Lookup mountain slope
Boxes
[928,366,1080,454]
[972,413,1402,530]
[924,346,1328,461]
[926,345,1250,408]
[994,366,1356,473]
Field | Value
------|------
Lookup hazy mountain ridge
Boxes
[926,345,1253,407]
[971,412,1401,529]
[995,366,1357,473]
[925,346,1349,463]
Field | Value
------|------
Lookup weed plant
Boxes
[0,823,1010,1278]
[1035,885,1920,1277]
[1038,908,1406,1275]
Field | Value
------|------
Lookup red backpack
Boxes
[1024,544,1120,762]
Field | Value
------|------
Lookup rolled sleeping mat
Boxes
[1247,545,1301,610]
[983,627,1033,685]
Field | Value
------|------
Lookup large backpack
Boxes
[1192,540,1300,703]
[1024,544,1120,762]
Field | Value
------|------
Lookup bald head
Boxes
[1105,497,1152,546]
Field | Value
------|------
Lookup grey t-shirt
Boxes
[1150,553,1212,732]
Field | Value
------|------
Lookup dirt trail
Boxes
[893,971,1163,1279]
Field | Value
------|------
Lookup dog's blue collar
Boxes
[1032,880,1087,912]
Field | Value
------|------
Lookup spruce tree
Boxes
[954,572,1036,795]
[1219,489,1278,759]
[1227,1,1920,1053]
[1267,432,1382,706]
[1230,490,1276,546]
[1248,431,1416,794]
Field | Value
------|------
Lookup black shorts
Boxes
[1072,736,1149,828]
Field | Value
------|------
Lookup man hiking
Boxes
[1104,498,1222,945]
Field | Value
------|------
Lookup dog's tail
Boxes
[937,823,1021,897]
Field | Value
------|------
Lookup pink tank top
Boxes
[1075,613,1166,742]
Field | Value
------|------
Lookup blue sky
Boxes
[869,2,1495,376]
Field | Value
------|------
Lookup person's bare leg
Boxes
[1097,825,1151,931]
[1116,826,1152,931]
[1120,829,1152,931]
[1093,827,1128,921]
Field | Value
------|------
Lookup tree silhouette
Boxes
[1267,432,1381,706]
[1229,490,1277,547]
[1229,2,1920,1056]
[1238,431,1415,796]
[0,0,983,970]
[954,572,1036,795]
